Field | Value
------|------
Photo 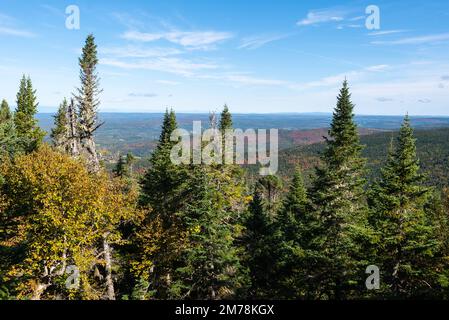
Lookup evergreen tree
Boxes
[309,80,370,299]
[140,109,182,213]
[14,75,45,153]
[114,154,129,178]
[75,34,103,172]
[368,115,439,297]
[0,99,12,121]
[257,175,283,217]
[126,152,136,175]
[50,98,69,152]
[137,109,189,297]
[0,99,17,159]
[169,164,248,299]
[219,105,233,163]
[274,167,320,298]
[242,187,275,298]
[219,104,232,131]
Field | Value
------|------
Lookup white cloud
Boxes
[0,12,36,38]
[156,80,180,85]
[238,34,290,50]
[101,46,183,58]
[0,26,36,38]
[365,64,389,72]
[100,57,218,77]
[371,33,449,45]
[121,30,233,48]
[368,30,407,36]
[290,65,389,90]
[349,16,365,21]
[128,92,158,98]
[224,74,288,86]
[297,8,346,26]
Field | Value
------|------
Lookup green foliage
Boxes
[241,187,276,298]
[75,34,102,172]
[308,81,371,299]
[51,98,69,151]
[368,116,441,297]
[14,75,45,153]
[274,168,319,298]
[169,164,248,299]
[0,99,18,159]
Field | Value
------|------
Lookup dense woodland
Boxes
[1,35,449,300]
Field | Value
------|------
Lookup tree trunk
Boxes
[84,138,99,173]
[68,98,80,157]
[103,235,115,300]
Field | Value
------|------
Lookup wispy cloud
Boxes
[238,34,290,50]
[0,12,36,38]
[101,57,218,77]
[223,74,288,86]
[349,16,365,21]
[291,64,389,90]
[128,92,158,98]
[40,4,65,17]
[371,33,449,45]
[156,80,180,85]
[101,46,183,58]
[376,97,394,102]
[0,26,36,38]
[368,29,408,36]
[297,8,346,26]
[121,30,233,49]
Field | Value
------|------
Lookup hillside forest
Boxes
[1,35,449,300]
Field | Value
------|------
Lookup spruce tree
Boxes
[140,109,181,212]
[368,115,439,297]
[14,75,45,153]
[0,99,12,121]
[114,154,129,178]
[170,163,248,299]
[242,187,275,298]
[75,34,103,172]
[138,109,188,297]
[274,167,319,298]
[219,104,232,132]
[50,98,69,152]
[309,80,370,299]
[257,175,283,217]
[219,105,233,163]
[0,99,17,159]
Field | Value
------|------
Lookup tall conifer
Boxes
[309,80,369,299]
[75,34,102,172]
[50,98,69,152]
[368,115,439,297]
[14,75,45,153]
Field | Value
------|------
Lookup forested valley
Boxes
[1,35,449,300]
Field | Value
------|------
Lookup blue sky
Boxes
[0,0,449,115]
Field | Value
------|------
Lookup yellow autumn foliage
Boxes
[0,145,143,299]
